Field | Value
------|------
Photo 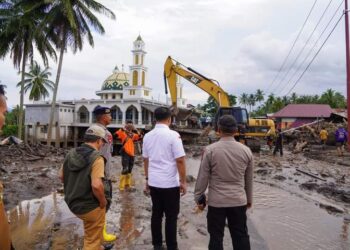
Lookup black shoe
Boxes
[103,243,114,250]
[153,245,163,250]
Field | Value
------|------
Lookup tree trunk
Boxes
[47,39,65,146]
[18,53,27,139]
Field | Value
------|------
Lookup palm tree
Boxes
[34,0,116,145]
[239,93,248,108]
[255,89,264,104]
[17,60,54,101]
[247,94,256,112]
[0,1,56,139]
[290,92,298,104]
[320,89,336,107]
[265,93,275,114]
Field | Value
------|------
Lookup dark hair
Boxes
[154,107,171,121]
[0,85,5,96]
[126,120,133,124]
[84,134,102,143]
[218,115,237,134]
[95,113,103,121]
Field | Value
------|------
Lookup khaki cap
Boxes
[85,125,107,142]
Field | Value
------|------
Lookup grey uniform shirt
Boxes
[96,123,113,178]
[194,136,253,207]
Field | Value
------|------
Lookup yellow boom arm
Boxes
[164,56,230,107]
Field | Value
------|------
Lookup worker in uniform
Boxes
[273,128,283,156]
[195,115,252,250]
[115,120,140,191]
[319,127,328,150]
[93,106,117,242]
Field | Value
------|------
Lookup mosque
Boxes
[24,36,187,147]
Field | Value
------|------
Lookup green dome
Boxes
[101,66,129,91]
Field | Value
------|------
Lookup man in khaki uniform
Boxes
[195,115,253,250]
[60,125,113,250]
[0,84,12,250]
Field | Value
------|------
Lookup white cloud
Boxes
[0,0,348,108]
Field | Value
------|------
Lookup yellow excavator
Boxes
[164,56,275,152]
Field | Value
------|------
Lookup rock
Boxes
[273,175,287,181]
[255,169,271,176]
[341,193,350,203]
[300,182,319,190]
[344,214,350,222]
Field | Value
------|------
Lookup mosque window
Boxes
[133,71,138,86]
[144,90,149,96]
[142,71,145,86]
[41,126,48,133]
[130,90,136,95]
[141,55,144,65]
[112,94,116,99]
[135,55,139,65]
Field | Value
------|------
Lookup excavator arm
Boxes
[164,56,231,108]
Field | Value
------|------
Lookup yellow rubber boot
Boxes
[103,223,117,242]
[119,174,126,191]
[126,173,133,187]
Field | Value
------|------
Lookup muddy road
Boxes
[1,144,350,249]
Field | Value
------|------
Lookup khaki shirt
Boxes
[194,137,253,207]
[96,123,113,178]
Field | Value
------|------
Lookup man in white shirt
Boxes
[143,107,187,250]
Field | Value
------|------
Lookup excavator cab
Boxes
[214,107,249,131]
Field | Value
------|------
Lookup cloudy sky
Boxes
[0,0,347,108]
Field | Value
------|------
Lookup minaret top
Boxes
[133,34,145,51]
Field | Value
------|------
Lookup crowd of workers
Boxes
[0,83,349,249]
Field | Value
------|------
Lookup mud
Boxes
[2,142,350,249]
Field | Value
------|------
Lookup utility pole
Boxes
[345,0,350,151]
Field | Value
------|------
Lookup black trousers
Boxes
[121,151,134,174]
[149,186,180,250]
[207,205,250,250]
[273,144,283,156]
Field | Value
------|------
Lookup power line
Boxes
[278,0,344,95]
[272,0,334,94]
[284,12,344,96]
[265,0,319,94]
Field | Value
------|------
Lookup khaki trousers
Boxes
[76,207,105,250]
[0,202,11,250]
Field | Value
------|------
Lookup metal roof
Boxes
[273,104,332,118]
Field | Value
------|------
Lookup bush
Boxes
[2,125,18,137]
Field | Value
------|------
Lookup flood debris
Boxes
[296,169,326,181]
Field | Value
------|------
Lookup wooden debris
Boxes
[296,169,326,181]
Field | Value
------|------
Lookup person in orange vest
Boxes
[115,120,140,190]
[0,84,12,250]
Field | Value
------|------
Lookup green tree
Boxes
[16,60,54,101]
[239,93,248,108]
[0,0,56,139]
[255,89,264,104]
[33,0,116,145]
[290,92,298,104]
[202,94,237,116]
[247,94,256,112]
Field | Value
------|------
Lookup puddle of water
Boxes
[250,183,350,250]
[9,192,83,250]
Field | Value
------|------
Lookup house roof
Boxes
[273,104,332,118]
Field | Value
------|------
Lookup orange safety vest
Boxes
[116,129,139,156]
